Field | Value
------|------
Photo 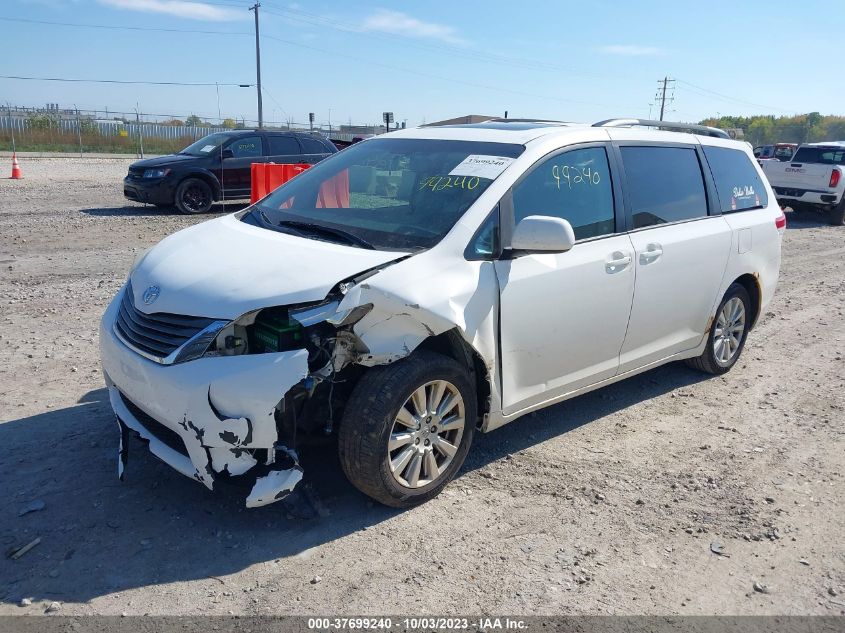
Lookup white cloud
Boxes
[98,0,245,22]
[360,9,467,45]
[599,44,665,56]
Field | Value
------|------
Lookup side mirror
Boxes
[510,215,576,254]
[221,148,234,159]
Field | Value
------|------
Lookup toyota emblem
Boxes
[142,285,160,305]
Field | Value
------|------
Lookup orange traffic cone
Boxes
[10,152,22,179]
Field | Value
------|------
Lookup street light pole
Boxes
[249,3,263,129]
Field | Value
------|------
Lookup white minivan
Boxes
[100,118,784,508]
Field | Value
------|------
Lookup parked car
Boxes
[753,143,797,163]
[761,141,845,225]
[101,118,783,509]
[123,130,337,214]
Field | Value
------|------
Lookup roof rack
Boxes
[593,118,730,139]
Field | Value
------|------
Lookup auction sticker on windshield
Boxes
[449,155,515,179]
[200,145,216,153]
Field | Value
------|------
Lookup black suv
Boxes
[123,130,337,214]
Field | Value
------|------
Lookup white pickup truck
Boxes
[761,142,845,225]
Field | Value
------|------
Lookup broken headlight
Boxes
[206,301,372,358]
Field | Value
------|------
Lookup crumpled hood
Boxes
[130,214,409,320]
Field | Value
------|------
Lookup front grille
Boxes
[119,391,188,457]
[114,284,215,360]
[127,167,145,179]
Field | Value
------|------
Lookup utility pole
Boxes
[656,76,675,121]
[249,3,263,129]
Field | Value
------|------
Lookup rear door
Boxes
[221,134,264,196]
[495,143,636,414]
[614,142,732,372]
[265,133,304,164]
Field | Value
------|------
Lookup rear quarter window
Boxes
[703,146,768,212]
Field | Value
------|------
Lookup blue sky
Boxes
[2,0,842,127]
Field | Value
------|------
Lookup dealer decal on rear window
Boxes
[731,185,759,210]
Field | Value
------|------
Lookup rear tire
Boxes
[174,177,213,215]
[338,350,476,508]
[828,199,845,226]
[685,283,751,375]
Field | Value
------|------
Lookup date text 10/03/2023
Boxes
[306,617,528,630]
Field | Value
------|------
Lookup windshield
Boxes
[178,133,233,157]
[244,138,524,251]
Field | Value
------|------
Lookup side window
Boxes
[703,146,768,212]
[301,137,329,154]
[512,146,615,240]
[467,207,500,259]
[620,146,708,229]
[228,136,262,158]
[268,135,300,156]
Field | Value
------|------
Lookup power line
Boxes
[0,75,253,87]
[258,3,620,79]
[675,79,794,114]
[260,33,631,111]
[0,16,250,35]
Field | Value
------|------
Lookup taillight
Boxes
[775,210,786,230]
[830,169,841,188]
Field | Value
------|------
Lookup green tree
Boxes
[221,118,237,129]
[185,114,203,127]
[702,113,845,146]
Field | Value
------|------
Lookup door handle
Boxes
[605,252,632,273]
[639,244,663,265]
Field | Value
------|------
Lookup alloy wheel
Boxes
[182,184,210,212]
[387,380,465,489]
[713,296,746,366]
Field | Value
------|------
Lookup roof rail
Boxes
[488,118,568,124]
[593,118,730,139]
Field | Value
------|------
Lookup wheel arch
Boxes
[732,273,762,329]
[413,329,492,429]
[181,170,222,201]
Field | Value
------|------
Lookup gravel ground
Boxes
[0,157,843,616]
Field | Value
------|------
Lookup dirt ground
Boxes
[0,157,843,616]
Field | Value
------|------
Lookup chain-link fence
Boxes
[0,107,387,156]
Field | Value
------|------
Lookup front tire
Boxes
[174,177,213,214]
[685,283,751,375]
[338,350,476,508]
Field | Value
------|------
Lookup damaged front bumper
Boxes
[100,293,309,508]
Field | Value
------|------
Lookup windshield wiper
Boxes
[276,219,375,250]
